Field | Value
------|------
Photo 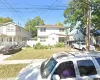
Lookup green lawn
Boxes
[6,47,72,60]
[0,64,28,78]
[96,47,100,51]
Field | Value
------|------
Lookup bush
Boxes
[55,42,65,48]
[26,45,31,48]
[34,43,41,49]
[34,43,54,49]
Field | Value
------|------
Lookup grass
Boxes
[96,47,100,51]
[6,47,72,60]
[0,64,28,78]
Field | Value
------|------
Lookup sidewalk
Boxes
[0,78,15,80]
[0,54,11,61]
[0,59,45,65]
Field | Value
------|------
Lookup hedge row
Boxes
[26,42,65,49]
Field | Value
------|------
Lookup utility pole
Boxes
[86,0,92,51]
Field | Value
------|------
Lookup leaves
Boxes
[25,16,45,37]
[56,22,64,26]
[64,0,100,30]
[0,17,13,23]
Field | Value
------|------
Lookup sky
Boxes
[0,0,71,27]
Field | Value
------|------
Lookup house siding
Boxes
[36,26,66,45]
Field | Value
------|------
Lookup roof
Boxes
[68,29,77,35]
[0,33,7,36]
[0,22,14,26]
[38,33,66,37]
[53,51,100,61]
[0,22,31,35]
[36,25,67,28]
[49,33,66,36]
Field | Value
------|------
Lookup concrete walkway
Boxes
[0,59,45,65]
[0,78,15,80]
[0,54,11,61]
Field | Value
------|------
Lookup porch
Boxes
[0,34,27,46]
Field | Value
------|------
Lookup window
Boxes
[41,58,57,78]
[2,38,3,42]
[9,37,12,42]
[59,28,64,32]
[7,26,14,32]
[95,57,100,65]
[40,28,46,32]
[40,37,46,42]
[77,60,97,76]
[53,61,76,79]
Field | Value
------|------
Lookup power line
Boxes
[2,0,24,23]
[0,0,19,21]
[39,0,58,16]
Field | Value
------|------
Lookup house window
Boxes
[9,37,12,42]
[40,28,46,32]
[1,38,3,42]
[59,28,64,32]
[7,26,14,32]
[40,37,46,42]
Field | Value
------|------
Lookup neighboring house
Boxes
[0,22,31,46]
[67,28,85,43]
[35,25,67,46]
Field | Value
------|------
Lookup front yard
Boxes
[6,47,73,60]
[0,64,28,78]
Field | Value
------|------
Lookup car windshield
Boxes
[81,43,86,45]
[40,57,57,78]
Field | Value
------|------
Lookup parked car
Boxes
[15,51,100,80]
[0,45,22,55]
[71,42,95,51]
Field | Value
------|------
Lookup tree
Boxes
[25,16,45,37]
[64,0,100,29]
[0,17,13,23]
[56,22,64,26]
[64,0,100,51]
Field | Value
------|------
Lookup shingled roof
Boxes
[36,25,67,28]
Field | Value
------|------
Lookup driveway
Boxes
[0,54,11,61]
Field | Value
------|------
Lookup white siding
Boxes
[0,22,31,45]
[37,27,66,37]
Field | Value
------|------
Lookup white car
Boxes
[15,51,100,80]
[71,42,95,51]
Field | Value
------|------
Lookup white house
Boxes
[36,25,67,46]
[0,22,31,46]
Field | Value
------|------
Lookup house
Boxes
[0,22,31,46]
[35,25,67,46]
[67,28,85,43]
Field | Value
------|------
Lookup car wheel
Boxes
[82,48,85,51]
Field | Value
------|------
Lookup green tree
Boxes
[64,0,100,29]
[56,22,64,26]
[25,16,45,37]
[0,17,13,23]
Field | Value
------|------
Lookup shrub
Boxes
[34,43,41,49]
[55,42,65,48]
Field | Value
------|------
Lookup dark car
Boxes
[0,45,22,55]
